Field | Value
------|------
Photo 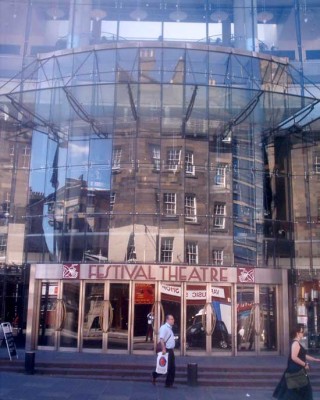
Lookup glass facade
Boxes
[7,45,313,270]
[0,0,320,354]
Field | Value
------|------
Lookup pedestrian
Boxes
[273,323,320,399]
[152,314,176,388]
[145,311,154,341]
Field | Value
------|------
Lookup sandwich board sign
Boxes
[0,322,18,360]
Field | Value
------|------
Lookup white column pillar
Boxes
[68,0,92,48]
[233,0,258,52]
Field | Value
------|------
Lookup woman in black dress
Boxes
[273,324,320,399]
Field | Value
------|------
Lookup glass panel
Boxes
[37,282,58,347]
[30,131,48,170]
[60,282,80,348]
[186,284,206,352]
[109,213,134,262]
[119,21,161,41]
[185,85,207,138]
[108,283,129,350]
[133,215,158,263]
[211,285,232,352]
[84,231,109,263]
[100,21,117,41]
[72,52,95,83]
[133,283,155,351]
[117,48,139,82]
[82,283,104,349]
[29,169,46,199]
[259,286,277,351]
[162,48,185,84]
[96,50,116,82]
[88,165,111,191]
[237,286,254,352]
[89,138,113,165]
[139,84,161,137]
[114,84,137,135]
[185,50,208,85]
[185,217,208,265]
[163,22,205,42]
[208,22,223,45]
[67,140,89,166]
[160,283,181,354]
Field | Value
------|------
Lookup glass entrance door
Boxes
[132,283,155,351]
[59,281,80,349]
[37,281,58,347]
[186,284,206,352]
[37,280,81,350]
[160,283,181,355]
[107,283,130,350]
[186,284,232,354]
[82,282,104,350]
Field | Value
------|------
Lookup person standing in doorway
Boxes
[146,311,154,341]
[152,314,176,388]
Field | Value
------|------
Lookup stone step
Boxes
[1,359,320,389]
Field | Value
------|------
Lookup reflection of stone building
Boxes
[0,0,320,355]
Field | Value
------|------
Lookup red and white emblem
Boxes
[237,267,255,283]
[63,264,80,279]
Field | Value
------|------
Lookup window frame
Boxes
[110,192,116,212]
[160,237,174,263]
[112,147,122,171]
[186,241,198,265]
[212,249,224,265]
[163,192,176,215]
[185,193,197,222]
[0,234,7,257]
[213,203,226,229]
[315,154,320,174]
[152,145,161,171]
[167,148,181,172]
[185,150,195,175]
[215,163,227,187]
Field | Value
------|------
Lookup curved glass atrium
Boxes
[0,0,319,271]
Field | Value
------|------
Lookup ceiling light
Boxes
[210,11,228,23]
[130,8,148,21]
[46,7,64,20]
[257,11,273,23]
[169,10,187,22]
[91,9,107,21]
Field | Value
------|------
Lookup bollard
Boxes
[25,351,35,375]
[187,362,198,386]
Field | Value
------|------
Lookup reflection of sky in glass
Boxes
[30,136,113,193]
[68,141,89,165]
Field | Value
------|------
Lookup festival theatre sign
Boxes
[32,263,280,284]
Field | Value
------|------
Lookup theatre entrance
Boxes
[35,280,236,354]
[33,278,279,355]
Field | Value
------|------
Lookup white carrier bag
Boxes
[155,352,169,374]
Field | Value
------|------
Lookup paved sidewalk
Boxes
[1,349,320,399]
[0,371,277,400]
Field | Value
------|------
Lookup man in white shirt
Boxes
[152,314,176,388]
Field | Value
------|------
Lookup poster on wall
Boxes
[135,284,155,304]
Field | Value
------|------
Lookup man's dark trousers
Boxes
[165,348,175,386]
[152,349,175,387]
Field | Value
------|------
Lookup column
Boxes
[233,0,258,52]
[68,0,92,48]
